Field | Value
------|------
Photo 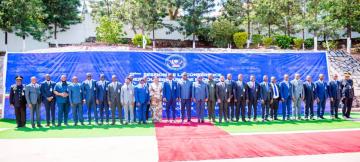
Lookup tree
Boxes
[253,0,281,37]
[328,0,360,53]
[42,0,81,47]
[209,18,237,48]
[177,0,215,48]
[167,0,183,20]
[0,0,46,51]
[277,0,302,36]
[89,0,115,19]
[95,16,124,44]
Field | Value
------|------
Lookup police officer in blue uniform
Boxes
[9,75,27,128]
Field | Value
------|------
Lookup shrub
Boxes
[304,38,314,49]
[209,19,237,48]
[293,38,304,50]
[252,34,263,47]
[132,34,152,47]
[95,16,125,44]
[233,32,248,49]
[262,37,273,48]
[354,43,360,53]
[274,35,292,49]
[322,41,338,50]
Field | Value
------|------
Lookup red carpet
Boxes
[155,121,360,162]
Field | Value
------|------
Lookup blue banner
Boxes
[4,51,329,119]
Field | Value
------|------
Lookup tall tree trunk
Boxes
[152,27,156,50]
[314,32,318,51]
[268,23,271,37]
[22,35,26,52]
[4,31,8,52]
[54,23,58,48]
[246,0,251,48]
[192,33,196,49]
[346,25,352,53]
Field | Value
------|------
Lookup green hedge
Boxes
[233,32,248,49]
[132,34,152,47]
[262,37,273,48]
[252,34,263,46]
[293,38,304,50]
[274,35,292,49]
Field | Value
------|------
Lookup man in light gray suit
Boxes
[291,73,305,120]
[121,77,135,124]
[108,75,123,125]
[25,76,42,128]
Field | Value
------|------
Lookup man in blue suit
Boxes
[96,74,110,125]
[234,74,248,122]
[315,74,328,119]
[192,76,208,123]
[178,72,192,123]
[82,73,98,125]
[135,78,150,124]
[280,74,292,120]
[69,76,84,126]
[163,73,178,123]
[328,74,341,119]
[260,75,271,121]
[247,75,260,121]
[40,74,56,127]
[225,74,235,121]
[303,75,316,120]
[54,75,70,127]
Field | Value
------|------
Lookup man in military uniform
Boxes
[341,72,355,118]
[9,75,27,128]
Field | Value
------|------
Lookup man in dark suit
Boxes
[225,74,235,121]
[163,73,178,123]
[234,74,248,122]
[269,76,280,120]
[82,73,98,125]
[216,75,228,123]
[247,75,260,121]
[40,74,56,127]
[303,75,316,120]
[108,75,123,124]
[9,75,27,128]
[207,74,217,122]
[143,76,151,120]
[328,74,341,119]
[96,74,110,125]
[280,74,292,120]
[314,74,328,119]
[341,72,355,119]
[260,75,271,121]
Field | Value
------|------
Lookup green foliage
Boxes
[42,0,81,39]
[293,38,304,49]
[262,37,273,48]
[322,41,337,50]
[304,38,314,49]
[233,32,248,49]
[252,34,263,46]
[275,35,293,49]
[209,19,237,48]
[132,34,152,47]
[96,16,125,44]
[197,26,211,42]
[176,0,215,40]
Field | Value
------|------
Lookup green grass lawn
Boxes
[0,120,155,139]
[216,113,360,133]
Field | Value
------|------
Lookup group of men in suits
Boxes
[9,71,355,128]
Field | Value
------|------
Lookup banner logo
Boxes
[165,54,187,70]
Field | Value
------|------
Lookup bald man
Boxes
[40,74,56,126]
[54,75,70,126]
[314,74,328,119]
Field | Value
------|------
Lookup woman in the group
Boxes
[149,76,163,122]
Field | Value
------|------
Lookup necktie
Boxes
[274,84,278,96]
[252,82,255,89]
